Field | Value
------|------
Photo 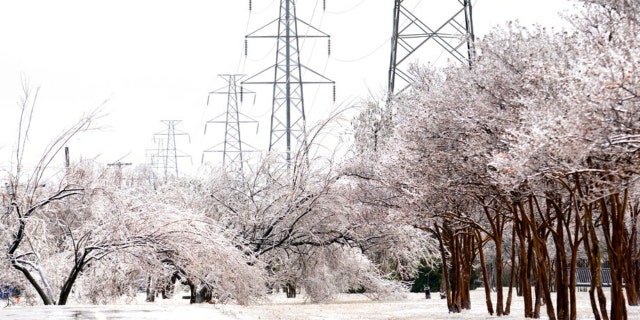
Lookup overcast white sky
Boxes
[0,0,575,174]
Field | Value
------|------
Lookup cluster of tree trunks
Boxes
[145,271,214,304]
[284,283,297,298]
[429,181,640,320]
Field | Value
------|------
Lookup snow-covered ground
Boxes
[1,289,639,319]
[218,290,640,320]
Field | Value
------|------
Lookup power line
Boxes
[330,39,388,63]
[324,0,367,15]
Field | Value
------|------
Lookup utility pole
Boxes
[107,160,132,188]
[243,0,334,162]
[64,146,70,168]
[203,74,257,172]
[388,0,475,96]
[107,162,132,168]
[151,120,191,179]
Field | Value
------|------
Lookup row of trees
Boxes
[0,84,431,306]
[350,1,640,319]
[0,83,270,305]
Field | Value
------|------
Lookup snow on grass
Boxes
[216,289,640,320]
[1,289,639,319]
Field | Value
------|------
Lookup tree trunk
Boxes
[601,194,628,320]
[495,228,505,316]
[576,179,608,320]
[553,197,569,320]
[162,275,176,299]
[567,194,583,320]
[505,227,517,316]
[187,278,197,304]
[146,276,155,302]
[583,207,608,320]
[568,243,579,320]
[58,253,88,305]
[482,202,505,315]
[519,199,556,320]
[450,233,463,313]
[632,260,640,307]
[460,232,474,310]
[196,284,212,303]
[476,230,494,315]
[435,223,454,312]
[12,263,54,305]
[623,203,640,306]
[513,204,533,318]
[285,282,296,298]
[8,219,54,305]
[534,277,542,319]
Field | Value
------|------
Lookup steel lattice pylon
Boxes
[150,120,190,179]
[203,74,257,172]
[243,0,334,162]
[388,0,475,96]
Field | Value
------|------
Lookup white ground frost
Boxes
[1,289,639,319]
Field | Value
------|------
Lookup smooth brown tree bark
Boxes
[505,227,518,316]
[600,193,628,320]
[435,223,454,312]
[475,229,495,315]
[582,205,609,320]
[480,198,508,316]
[623,202,640,306]
[513,203,534,318]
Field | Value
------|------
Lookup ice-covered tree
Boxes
[374,1,640,319]
[1,86,265,306]
[208,113,433,302]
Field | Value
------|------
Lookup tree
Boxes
[208,112,432,302]
[1,85,266,306]
[2,84,105,305]
[376,1,640,318]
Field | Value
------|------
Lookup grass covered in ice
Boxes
[2,289,639,319]
[217,289,640,320]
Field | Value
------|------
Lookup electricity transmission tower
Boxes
[150,120,191,179]
[203,74,257,172]
[243,0,334,162]
[388,0,475,96]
